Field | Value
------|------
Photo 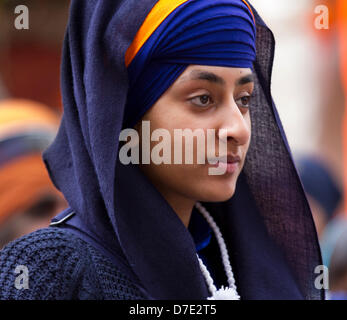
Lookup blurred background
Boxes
[0,0,69,249]
[0,0,346,298]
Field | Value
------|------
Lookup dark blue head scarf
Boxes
[125,0,256,128]
[45,0,324,300]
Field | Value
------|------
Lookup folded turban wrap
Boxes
[124,0,256,128]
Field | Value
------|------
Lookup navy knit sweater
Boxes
[0,208,226,300]
[0,227,147,300]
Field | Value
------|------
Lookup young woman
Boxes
[0,0,324,300]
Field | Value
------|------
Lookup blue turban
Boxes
[124,0,256,128]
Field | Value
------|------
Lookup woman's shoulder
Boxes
[0,227,146,300]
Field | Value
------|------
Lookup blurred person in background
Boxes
[0,99,66,249]
[296,154,347,299]
[328,224,347,299]
[296,155,343,239]
[320,217,347,299]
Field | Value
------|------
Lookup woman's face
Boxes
[135,65,254,203]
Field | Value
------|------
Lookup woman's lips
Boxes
[208,155,241,174]
[210,161,239,174]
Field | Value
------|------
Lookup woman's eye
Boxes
[190,94,213,108]
[236,94,252,108]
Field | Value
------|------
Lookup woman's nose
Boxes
[217,100,251,146]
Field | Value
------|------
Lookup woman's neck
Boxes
[162,192,196,228]
[153,182,196,227]
[138,166,196,227]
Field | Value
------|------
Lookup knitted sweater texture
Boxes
[0,227,146,300]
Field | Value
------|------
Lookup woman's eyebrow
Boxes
[236,73,254,86]
[178,70,226,85]
[178,70,254,86]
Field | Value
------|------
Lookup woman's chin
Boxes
[197,184,236,203]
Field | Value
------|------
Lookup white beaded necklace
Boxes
[195,201,240,300]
